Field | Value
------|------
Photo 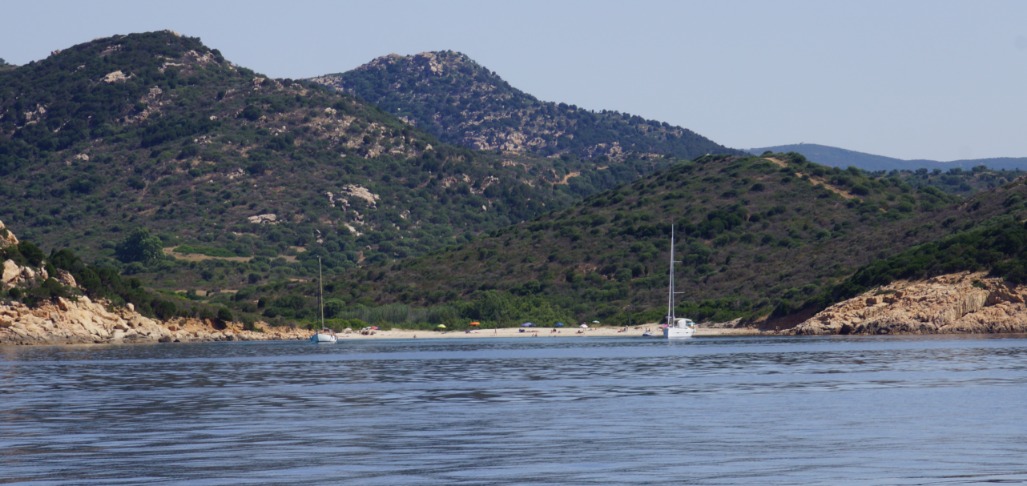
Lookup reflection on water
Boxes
[3,335,1027,484]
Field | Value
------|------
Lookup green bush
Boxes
[17,242,46,267]
[115,228,164,264]
[216,307,234,323]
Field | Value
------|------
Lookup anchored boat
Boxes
[664,225,696,339]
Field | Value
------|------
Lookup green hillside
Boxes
[0,32,668,294]
[804,178,1027,315]
[750,146,1026,197]
[311,152,1006,327]
[313,51,740,161]
[749,143,1027,173]
[0,222,224,323]
[7,32,1027,331]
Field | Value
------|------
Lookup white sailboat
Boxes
[664,225,696,339]
[310,257,337,344]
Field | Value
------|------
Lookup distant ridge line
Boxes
[748,143,1027,172]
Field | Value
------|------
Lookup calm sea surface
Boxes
[2,335,1027,485]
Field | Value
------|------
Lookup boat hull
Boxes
[663,326,695,339]
[311,332,337,343]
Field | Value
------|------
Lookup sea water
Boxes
[2,335,1026,485]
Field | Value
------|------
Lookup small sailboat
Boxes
[664,225,696,339]
[310,257,337,344]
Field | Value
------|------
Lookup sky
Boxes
[3,0,1026,161]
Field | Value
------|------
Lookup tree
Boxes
[15,241,45,267]
[216,307,234,323]
[115,228,164,264]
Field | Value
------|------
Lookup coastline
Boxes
[325,325,764,340]
[1,302,764,345]
[1,294,767,346]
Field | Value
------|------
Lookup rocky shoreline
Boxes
[2,219,311,346]
[0,296,309,346]
[792,271,1027,335]
[8,271,1027,345]
[7,270,1027,345]
[7,214,1027,342]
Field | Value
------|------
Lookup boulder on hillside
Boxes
[0,219,19,247]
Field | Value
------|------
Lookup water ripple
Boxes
[3,335,1027,484]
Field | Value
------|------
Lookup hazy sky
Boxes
[4,0,1026,161]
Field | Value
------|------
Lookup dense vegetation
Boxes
[750,143,1027,172]
[314,51,740,161]
[194,153,1027,329]
[749,149,1026,196]
[0,234,237,324]
[884,166,1025,196]
[0,31,670,296]
[802,215,1027,316]
[293,153,978,326]
[6,32,1027,331]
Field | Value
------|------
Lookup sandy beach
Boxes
[327,325,763,340]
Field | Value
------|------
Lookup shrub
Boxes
[115,228,164,264]
[216,307,234,323]
[17,241,45,267]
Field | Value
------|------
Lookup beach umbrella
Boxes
[469,322,480,327]
[555,322,564,327]
[580,324,589,328]
[521,322,534,327]
[436,324,447,329]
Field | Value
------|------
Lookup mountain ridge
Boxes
[7,32,1027,332]
[748,143,1027,172]
[312,50,741,161]
[1,31,662,292]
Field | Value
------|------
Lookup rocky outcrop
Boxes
[792,272,1027,335]
[314,50,736,162]
[0,219,18,247]
[0,295,308,345]
[2,259,49,289]
[2,219,41,289]
[1,219,308,345]
[247,213,278,224]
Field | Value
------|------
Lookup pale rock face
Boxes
[793,272,1027,335]
[2,220,25,290]
[102,70,128,83]
[55,269,77,288]
[0,219,18,247]
[2,260,46,289]
[2,260,20,288]
[340,185,379,207]
[0,221,302,345]
[247,213,278,224]
[0,296,309,345]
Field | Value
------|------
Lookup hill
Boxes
[311,51,739,161]
[748,143,1027,172]
[315,152,1023,327]
[8,33,1027,332]
[0,31,673,295]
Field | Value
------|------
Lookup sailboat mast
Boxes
[667,225,675,322]
[318,256,325,330]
